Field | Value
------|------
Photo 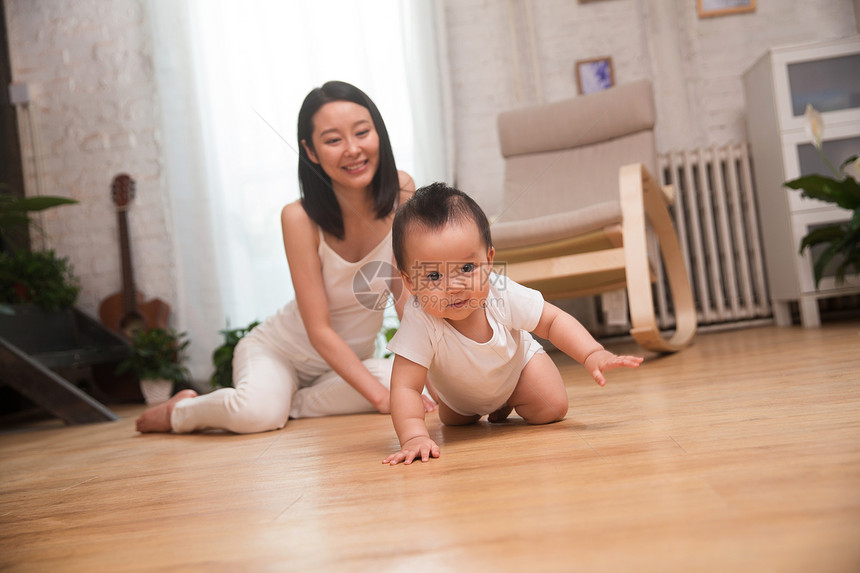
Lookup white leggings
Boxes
[170,332,392,434]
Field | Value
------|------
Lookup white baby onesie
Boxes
[387,273,545,416]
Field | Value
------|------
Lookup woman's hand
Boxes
[373,390,439,414]
[373,391,391,414]
[383,436,440,465]
[376,390,435,414]
[421,394,437,413]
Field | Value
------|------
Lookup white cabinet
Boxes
[743,37,860,327]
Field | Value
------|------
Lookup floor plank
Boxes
[1,321,859,572]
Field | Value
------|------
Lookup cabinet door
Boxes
[772,40,860,132]
[781,124,860,213]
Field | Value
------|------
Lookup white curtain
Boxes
[148,0,451,387]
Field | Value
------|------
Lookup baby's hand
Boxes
[584,350,643,386]
[383,436,440,466]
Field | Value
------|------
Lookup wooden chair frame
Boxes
[497,163,697,353]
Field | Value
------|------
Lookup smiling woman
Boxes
[147,0,450,384]
[134,79,440,434]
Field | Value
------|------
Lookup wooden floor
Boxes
[1,321,859,572]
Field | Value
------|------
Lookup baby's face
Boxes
[401,220,495,322]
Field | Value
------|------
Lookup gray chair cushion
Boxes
[496,130,657,221]
[498,79,656,157]
[491,200,622,249]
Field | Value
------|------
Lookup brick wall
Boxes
[4,0,176,320]
[4,0,857,336]
[444,0,858,214]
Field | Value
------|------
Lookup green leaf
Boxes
[115,327,191,384]
[0,212,29,228]
[832,238,860,283]
[785,174,860,210]
[811,242,840,289]
[212,345,233,364]
[839,175,860,205]
[851,209,860,233]
[384,326,398,343]
[834,257,857,284]
[839,155,859,172]
[798,224,846,253]
[0,250,80,310]
[2,196,78,212]
[209,319,260,388]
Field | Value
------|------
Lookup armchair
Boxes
[490,80,697,352]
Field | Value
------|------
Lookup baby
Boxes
[383,182,643,465]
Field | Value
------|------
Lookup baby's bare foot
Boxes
[488,404,513,423]
[135,389,198,433]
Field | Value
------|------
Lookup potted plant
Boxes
[0,188,80,314]
[784,105,860,288]
[210,320,259,389]
[0,187,145,416]
[0,249,80,312]
[117,327,190,404]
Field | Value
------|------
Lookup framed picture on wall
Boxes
[697,0,756,18]
[575,56,614,95]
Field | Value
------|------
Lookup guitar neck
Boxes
[117,209,137,314]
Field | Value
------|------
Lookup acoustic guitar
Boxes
[98,174,170,339]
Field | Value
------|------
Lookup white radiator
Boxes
[594,142,771,334]
[655,142,771,327]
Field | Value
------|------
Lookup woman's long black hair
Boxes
[297,81,399,240]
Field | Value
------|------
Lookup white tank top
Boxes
[262,226,394,377]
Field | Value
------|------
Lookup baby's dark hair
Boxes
[392,182,493,272]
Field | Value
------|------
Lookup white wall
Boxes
[445,0,859,214]
[856,0,860,34]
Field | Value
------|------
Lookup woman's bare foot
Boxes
[488,404,513,423]
[135,389,198,433]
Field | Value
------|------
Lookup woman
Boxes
[136,81,434,433]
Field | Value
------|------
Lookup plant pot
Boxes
[139,378,173,405]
